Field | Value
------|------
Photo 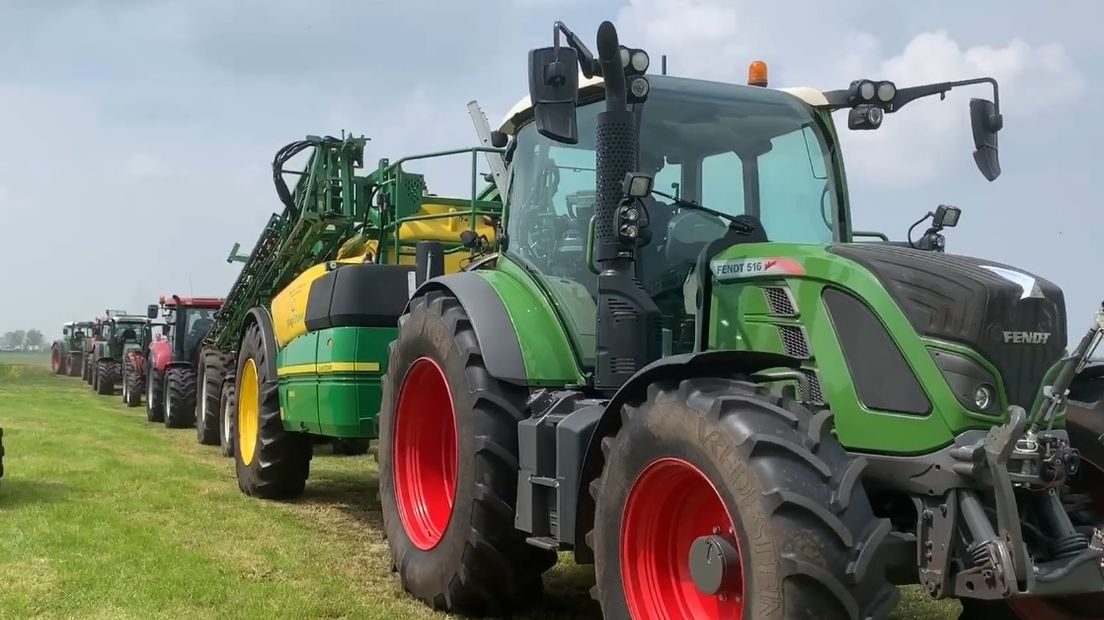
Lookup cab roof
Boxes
[159,295,223,309]
[498,74,829,135]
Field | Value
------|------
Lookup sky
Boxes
[0,0,1101,351]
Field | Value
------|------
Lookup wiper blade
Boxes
[650,189,754,234]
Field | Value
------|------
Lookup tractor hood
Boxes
[829,244,1066,408]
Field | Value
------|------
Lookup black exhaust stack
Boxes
[529,20,661,393]
[591,21,661,393]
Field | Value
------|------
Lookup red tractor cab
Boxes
[143,295,223,428]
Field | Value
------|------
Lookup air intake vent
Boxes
[610,357,637,374]
[763,287,797,316]
[802,370,825,404]
[778,325,811,359]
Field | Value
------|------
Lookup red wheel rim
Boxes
[1008,457,1104,620]
[51,349,60,371]
[392,357,458,551]
[621,457,744,619]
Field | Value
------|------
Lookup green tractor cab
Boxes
[369,20,1104,620]
[51,321,92,377]
[89,310,148,396]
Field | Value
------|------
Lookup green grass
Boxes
[0,366,961,619]
[0,351,51,367]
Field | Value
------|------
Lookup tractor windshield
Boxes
[505,75,843,366]
[181,308,217,358]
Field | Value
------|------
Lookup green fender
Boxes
[411,257,586,387]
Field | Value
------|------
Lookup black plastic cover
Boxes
[304,263,416,331]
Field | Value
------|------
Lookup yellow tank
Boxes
[271,256,366,347]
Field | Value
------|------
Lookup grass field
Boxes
[0,358,961,619]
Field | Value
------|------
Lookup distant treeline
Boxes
[0,330,46,352]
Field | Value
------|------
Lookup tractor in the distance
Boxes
[121,320,166,408]
[144,296,221,428]
[88,311,148,395]
[367,20,1104,620]
[51,321,91,376]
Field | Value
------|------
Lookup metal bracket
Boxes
[984,406,1031,584]
[917,491,957,599]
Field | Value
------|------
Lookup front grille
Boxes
[778,325,811,359]
[763,287,797,316]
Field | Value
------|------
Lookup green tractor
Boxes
[89,311,148,396]
[365,21,1104,620]
[51,321,91,376]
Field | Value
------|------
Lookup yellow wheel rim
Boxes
[238,359,259,467]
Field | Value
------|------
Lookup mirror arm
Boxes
[554,21,598,78]
[823,77,1000,115]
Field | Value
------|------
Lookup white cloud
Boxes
[615,0,1085,187]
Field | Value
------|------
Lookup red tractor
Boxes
[121,321,166,408]
[143,296,222,428]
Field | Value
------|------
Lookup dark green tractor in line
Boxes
[371,20,1104,620]
[89,311,148,396]
[51,321,91,377]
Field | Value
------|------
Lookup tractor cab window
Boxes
[182,308,217,357]
[505,75,843,367]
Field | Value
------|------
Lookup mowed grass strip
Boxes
[0,364,959,619]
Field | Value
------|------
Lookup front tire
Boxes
[67,353,81,376]
[234,321,310,499]
[164,367,197,428]
[95,360,116,395]
[218,379,236,458]
[591,378,899,620]
[195,352,226,445]
[379,291,555,615]
[146,368,165,423]
[123,360,142,407]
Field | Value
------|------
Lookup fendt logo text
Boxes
[1002,331,1051,344]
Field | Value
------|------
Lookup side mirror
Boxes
[970,98,1002,181]
[147,304,159,319]
[932,204,961,228]
[528,46,579,144]
[489,130,508,148]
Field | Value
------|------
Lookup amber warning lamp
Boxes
[748,60,768,87]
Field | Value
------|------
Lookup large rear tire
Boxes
[195,352,226,445]
[146,368,165,423]
[164,367,197,428]
[52,346,64,374]
[218,379,236,458]
[95,360,116,395]
[234,321,310,499]
[590,378,899,620]
[379,291,555,615]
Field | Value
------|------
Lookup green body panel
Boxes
[275,326,392,439]
[477,257,588,386]
[706,242,1022,454]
